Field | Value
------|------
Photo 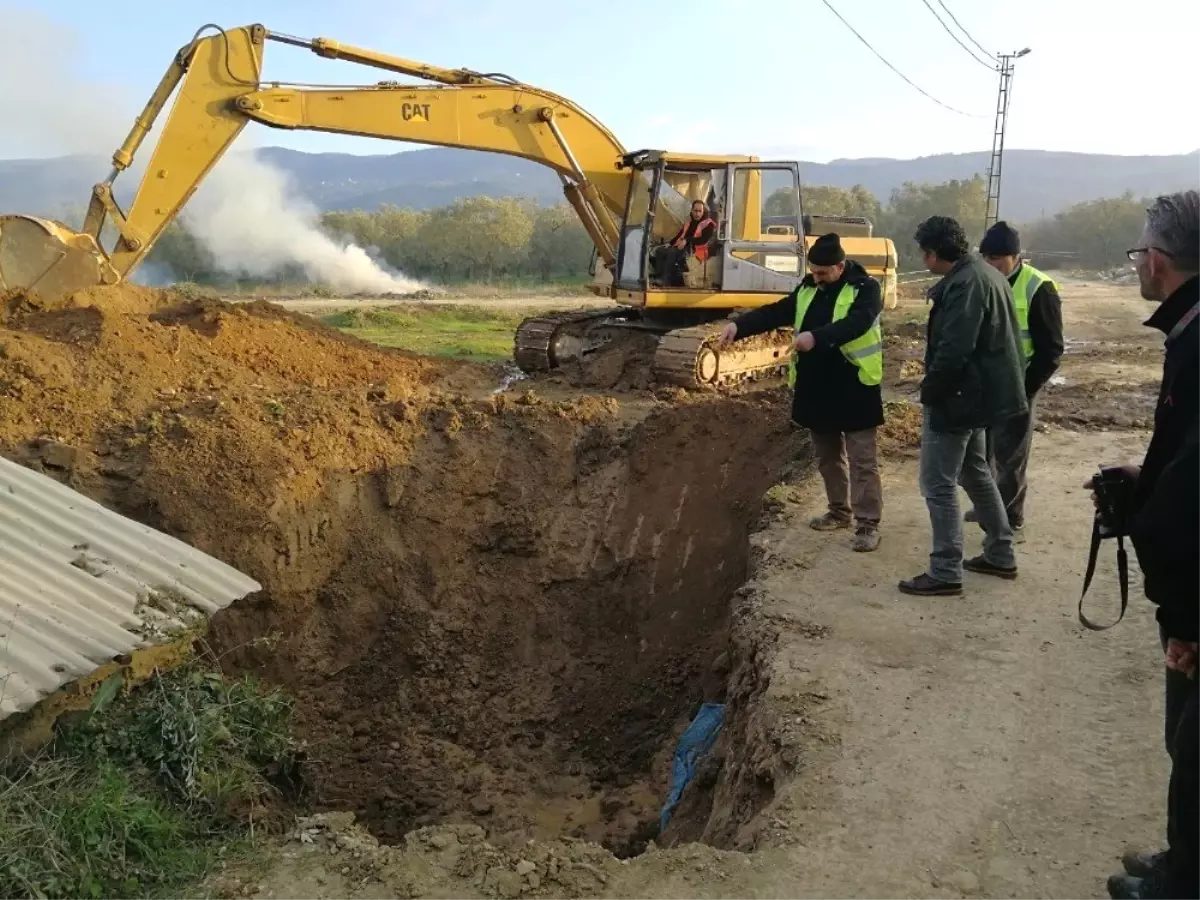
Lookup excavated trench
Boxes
[200,395,803,858]
[0,291,805,860]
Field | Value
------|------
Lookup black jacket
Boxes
[731,260,884,433]
[1013,266,1065,398]
[921,253,1029,432]
[1129,275,1199,641]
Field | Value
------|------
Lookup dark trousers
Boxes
[653,246,687,285]
[810,428,883,528]
[984,397,1036,528]
[1160,625,1199,898]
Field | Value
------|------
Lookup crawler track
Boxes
[652,326,793,389]
[515,311,793,390]
[513,307,633,373]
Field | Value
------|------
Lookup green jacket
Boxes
[921,253,1029,432]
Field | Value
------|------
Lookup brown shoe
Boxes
[852,526,880,552]
[809,511,852,532]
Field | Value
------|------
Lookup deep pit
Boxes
[0,286,804,859]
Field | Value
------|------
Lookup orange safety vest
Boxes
[672,216,715,262]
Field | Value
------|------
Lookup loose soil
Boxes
[1,276,1172,898]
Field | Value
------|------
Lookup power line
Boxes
[935,0,996,62]
[919,0,996,70]
[818,0,986,118]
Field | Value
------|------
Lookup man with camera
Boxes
[1097,191,1198,900]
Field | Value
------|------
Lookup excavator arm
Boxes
[2,24,632,300]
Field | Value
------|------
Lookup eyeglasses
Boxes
[1127,246,1175,261]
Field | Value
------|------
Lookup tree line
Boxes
[769,178,1156,270]
[144,178,1159,285]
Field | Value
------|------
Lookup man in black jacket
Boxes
[1102,190,1198,900]
[717,233,885,552]
[967,221,1065,542]
[900,216,1028,597]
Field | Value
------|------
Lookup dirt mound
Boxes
[1,283,803,859]
[0,289,476,483]
[3,282,181,320]
[208,805,775,899]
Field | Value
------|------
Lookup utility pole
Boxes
[984,48,1031,231]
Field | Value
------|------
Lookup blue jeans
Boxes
[918,413,1015,583]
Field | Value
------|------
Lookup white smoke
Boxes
[183,150,427,294]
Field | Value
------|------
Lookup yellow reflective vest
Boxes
[788,282,883,389]
[1010,262,1055,364]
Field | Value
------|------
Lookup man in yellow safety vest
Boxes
[718,233,885,552]
[969,221,1064,542]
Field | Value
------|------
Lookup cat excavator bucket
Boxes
[0,214,115,303]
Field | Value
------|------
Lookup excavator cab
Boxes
[611,151,806,304]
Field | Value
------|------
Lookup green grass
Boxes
[321,305,528,361]
[0,759,213,899]
[0,653,301,899]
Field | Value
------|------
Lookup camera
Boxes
[1089,466,1137,538]
[1078,466,1138,632]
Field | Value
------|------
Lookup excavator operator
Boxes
[653,200,716,285]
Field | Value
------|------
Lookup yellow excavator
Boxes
[0,24,897,389]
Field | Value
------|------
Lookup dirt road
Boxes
[190,277,1173,899]
[729,426,1164,899]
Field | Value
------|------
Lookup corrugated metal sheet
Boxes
[0,455,261,722]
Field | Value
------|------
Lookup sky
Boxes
[4,0,1200,164]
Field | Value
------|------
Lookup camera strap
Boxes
[1167,301,1199,344]
[1079,514,1129,631]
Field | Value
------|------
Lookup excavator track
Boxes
[513,307,634,373]
[652,324,793,389]
[515,309,794,391]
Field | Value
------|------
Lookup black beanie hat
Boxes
[979,220,1021,256]
[808,232,846,266]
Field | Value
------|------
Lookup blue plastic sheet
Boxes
[659,702,726,831]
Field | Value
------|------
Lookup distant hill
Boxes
[3,146,1196,224]
[797,149,1199,221]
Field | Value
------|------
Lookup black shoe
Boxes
[964,555,1018,580]
[898,573,963,596]
[1122,850,1166,878]
[1140,870,1172,900]
[1108,874,1145,899]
